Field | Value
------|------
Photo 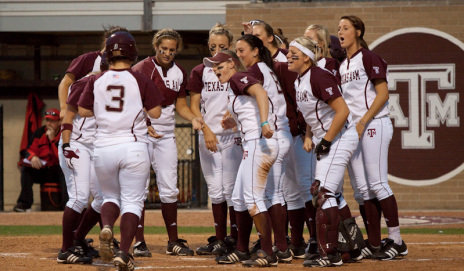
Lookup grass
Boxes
[1,225,463,236]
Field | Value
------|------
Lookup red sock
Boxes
[235,210,253,252]
[288,208,305,247]
[268,204,288,251]
[61,207,82,251]
[365,198,382,247]
[229,206,238,239]
[135,206,145,242]
[379,195,400,227]
[161,202,178,242]
[119,213,139,253]
[100,202,120,227]
[74,206,100,241]
[212,202,228,241]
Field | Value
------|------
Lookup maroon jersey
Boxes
[66,51,101,80]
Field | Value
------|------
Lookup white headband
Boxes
[289,41,315,62]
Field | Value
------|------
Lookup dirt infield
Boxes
[1,210,464,271]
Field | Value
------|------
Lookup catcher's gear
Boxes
[315,138,331,160]
[62,143,79,169]
[338,217,365,256]
[105,31,137,63]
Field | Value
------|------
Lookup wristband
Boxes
[260,121,269,127]
[62,143,70,150]
[61,124,73,132]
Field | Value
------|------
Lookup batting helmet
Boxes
[105,31,138,63]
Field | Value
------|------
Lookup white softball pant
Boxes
[59,140,103,214]
[147,136,179,204]
[349,117,394,201]
[283,135,316,210]
[265,129,292,208]
[199,133,242,206]
[93,142,150,218]
[315,126,358,199]
[232,137,278,216]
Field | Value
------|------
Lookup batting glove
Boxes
[62,143,79,169]
[315,138,331,161]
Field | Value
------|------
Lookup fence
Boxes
[145,123,207,209]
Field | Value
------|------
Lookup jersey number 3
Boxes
[105,85,124,112]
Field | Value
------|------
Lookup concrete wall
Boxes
[226,0,464,210]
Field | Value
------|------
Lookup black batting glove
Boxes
[315,138,331,161]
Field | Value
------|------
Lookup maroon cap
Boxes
[203,52,234,68]
[44,108,60,121]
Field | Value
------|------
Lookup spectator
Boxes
[14,108,65,212]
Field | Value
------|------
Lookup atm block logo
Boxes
[371,28,464,186]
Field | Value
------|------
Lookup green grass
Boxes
[1,225,463,236]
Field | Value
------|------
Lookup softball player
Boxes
[205,50,278,267]
[188,23,242,255]
[78,31,163,271]
[235,34,293,262]
[287,37,359,267]
[58,26,127,120]
[132,28,201,256]
[57,66,106,264]
[242,20,288,62]
[338,15,407,260]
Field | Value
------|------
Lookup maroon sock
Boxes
[338,204,352,220]
[253,212,273,256]
[379,195,400,227]
[161,202,178,242]
[229,206,238,239]
[135,206,145,242]
[61,207,82,251]
[212,202,228,241]
[359,204,369,234]
[287,208,305,247]
[119,213,139,253]
[235,210,253,252]
[365,198,382,247]
[268,204,288,251]
[98,216,103,229]
[74,206,100,241]
[305,201,317,239]
[100,202,120,227]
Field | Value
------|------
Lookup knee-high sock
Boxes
[74,206,100,241]
[212,202,228,241]
[379,195,402,244]
[100,202,120,228]
[305,201,317,239]
[359,204,369,234]
[287,208,305,247]
[229,206,238,239]
[268,204,288,251]
[252,212,273,256]
[338,204,352,220]
[364,198,382,247]
[61,207,82,251]
[135,206,146,242]
[119,213,139,253]
[161,202,178,242]
[235,210,253,252]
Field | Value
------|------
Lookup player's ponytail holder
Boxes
[290,41,315,62]
[61,124,73,132]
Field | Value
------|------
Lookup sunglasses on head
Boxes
[45,111,58,116]
[249,20,264,26]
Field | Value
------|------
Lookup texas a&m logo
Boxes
[371,28,464,186]
[367,128,376,137]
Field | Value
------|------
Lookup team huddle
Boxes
[56,15,407,270]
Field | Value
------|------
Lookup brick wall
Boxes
[226,0,464,210]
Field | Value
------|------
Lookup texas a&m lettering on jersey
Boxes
[371,27,464,186]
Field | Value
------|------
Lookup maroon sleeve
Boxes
[186,64,205,94]
[310,67,342,103]
[229,72,260,96]
[273,62,301,136]
[77,75,97,110]
[362,49,388,82]
[324,58,341,85]
[66,51,100,80]
[247,63,264,84]
[67,76,91,107]
[177,63,188,98]
[131,71,164,111]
